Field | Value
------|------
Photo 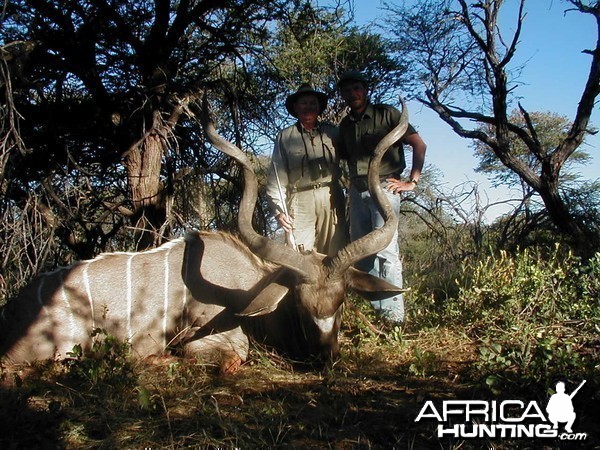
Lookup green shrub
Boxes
[437,247,599,391]
[65,328,135,389]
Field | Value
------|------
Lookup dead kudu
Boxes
[0,99,408,373]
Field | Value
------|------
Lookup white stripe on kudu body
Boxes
[163,247,171,348]
[59,271,76,344]
[82,261,95,328]
[126,254,134,341]
[181,242,190,332]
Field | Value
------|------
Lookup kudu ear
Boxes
[346,267,406,301]
[236,269,290,317]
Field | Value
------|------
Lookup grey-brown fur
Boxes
[0,232,274,365]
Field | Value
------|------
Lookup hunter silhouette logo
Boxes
[415,380,588,441]
[546,380,586,433]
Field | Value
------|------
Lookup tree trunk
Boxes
[538,182,590,256]
[125,129,167,250]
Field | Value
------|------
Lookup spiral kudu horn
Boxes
[325,98,408,278]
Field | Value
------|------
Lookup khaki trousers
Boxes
[288,185,346,256]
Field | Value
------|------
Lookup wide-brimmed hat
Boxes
[337,70,369,88]
[285,83,329,117]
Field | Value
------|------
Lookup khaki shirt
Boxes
[338,103,417,179]
[266,122,341,215]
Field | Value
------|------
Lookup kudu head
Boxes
[201,96,407,361]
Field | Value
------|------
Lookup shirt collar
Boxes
[296,121,322,134]
[349,102,373,122]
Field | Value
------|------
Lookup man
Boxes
[337,70,427,324]
[265,83,346,255]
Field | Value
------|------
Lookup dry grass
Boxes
[1,307,598,449]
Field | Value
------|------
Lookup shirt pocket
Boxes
[361,129,389,154]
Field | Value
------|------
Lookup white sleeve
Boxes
[265,134,289,215]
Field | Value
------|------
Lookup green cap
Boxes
[337,70,369,88]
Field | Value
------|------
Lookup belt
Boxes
[290,181,333,193]
[351,174,400,192]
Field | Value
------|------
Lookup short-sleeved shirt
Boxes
[338,103,416,179]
